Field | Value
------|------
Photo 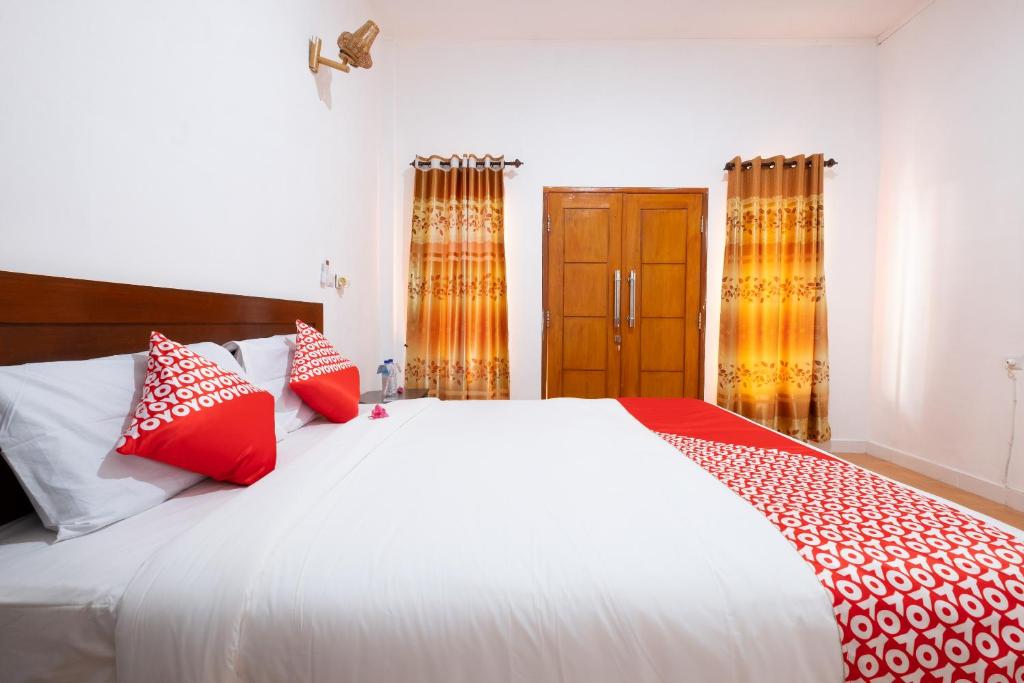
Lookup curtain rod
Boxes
[410,158,524,170]
[724,158,838,171]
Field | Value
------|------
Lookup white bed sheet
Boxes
[8,396,1020,683]
[116,398,845,683]
[0,414,367,683]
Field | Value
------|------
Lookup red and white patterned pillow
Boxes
[288,320,360,423]
[117,332,277,485]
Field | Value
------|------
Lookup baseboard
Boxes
[866,440,1024,512]
[1008,488,1024,512]
[829,439,867,453]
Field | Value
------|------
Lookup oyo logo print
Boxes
[290,320,353,383]
[657,433,1024,683]
[119,333,264,445]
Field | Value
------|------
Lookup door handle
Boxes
[628,270,636,328]
[613,270,621,328]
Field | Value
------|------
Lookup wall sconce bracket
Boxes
[308,20,379,75]
[309,37,349,74]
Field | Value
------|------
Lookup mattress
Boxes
[0,415,364,683]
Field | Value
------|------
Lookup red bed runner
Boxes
[620,398,1024,683]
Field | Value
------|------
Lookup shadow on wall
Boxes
[314,68,332,109]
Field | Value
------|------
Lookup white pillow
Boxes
[226,335,317,440]
[0,342,245,541]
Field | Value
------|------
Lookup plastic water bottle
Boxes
[376,362,389,398]
[379,359,401,399]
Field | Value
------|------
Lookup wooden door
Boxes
[543,188,706,400]
[621,193,705,398]
[544,192,622,398]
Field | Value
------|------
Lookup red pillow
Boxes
[117,332,277,485]
[289,320,360,423]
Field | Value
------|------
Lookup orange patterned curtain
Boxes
[717,154,831,442]
[405,156,510,400]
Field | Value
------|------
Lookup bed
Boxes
[2,271,1022,683]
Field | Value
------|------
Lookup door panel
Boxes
[640,264,686,317]
[544,192,622,398]
[640,318,686,371]
[563,318,607,370]
[544,189,704,400]
[622,193,704,398]
[562,370,608,399]
[640,209,689,262]
[640,371,685,397]
[563,264,608,317]
[564,209,610,262]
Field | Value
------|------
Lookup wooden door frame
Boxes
[541,186,709,400]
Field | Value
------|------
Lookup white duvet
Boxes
[116,398,843,682]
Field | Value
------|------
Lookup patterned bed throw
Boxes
[621,398,1024,683]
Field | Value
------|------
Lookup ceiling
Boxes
[373,0,932,41]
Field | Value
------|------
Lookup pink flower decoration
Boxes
[369,404,389,420]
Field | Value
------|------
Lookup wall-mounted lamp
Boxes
[309,20,380,74]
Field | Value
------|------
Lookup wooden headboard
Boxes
[0,270,323,523]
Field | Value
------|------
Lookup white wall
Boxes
[0,0,386,388]
[5,0,1022,506]
[871,0,1024,503]
[384,39,880,443]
